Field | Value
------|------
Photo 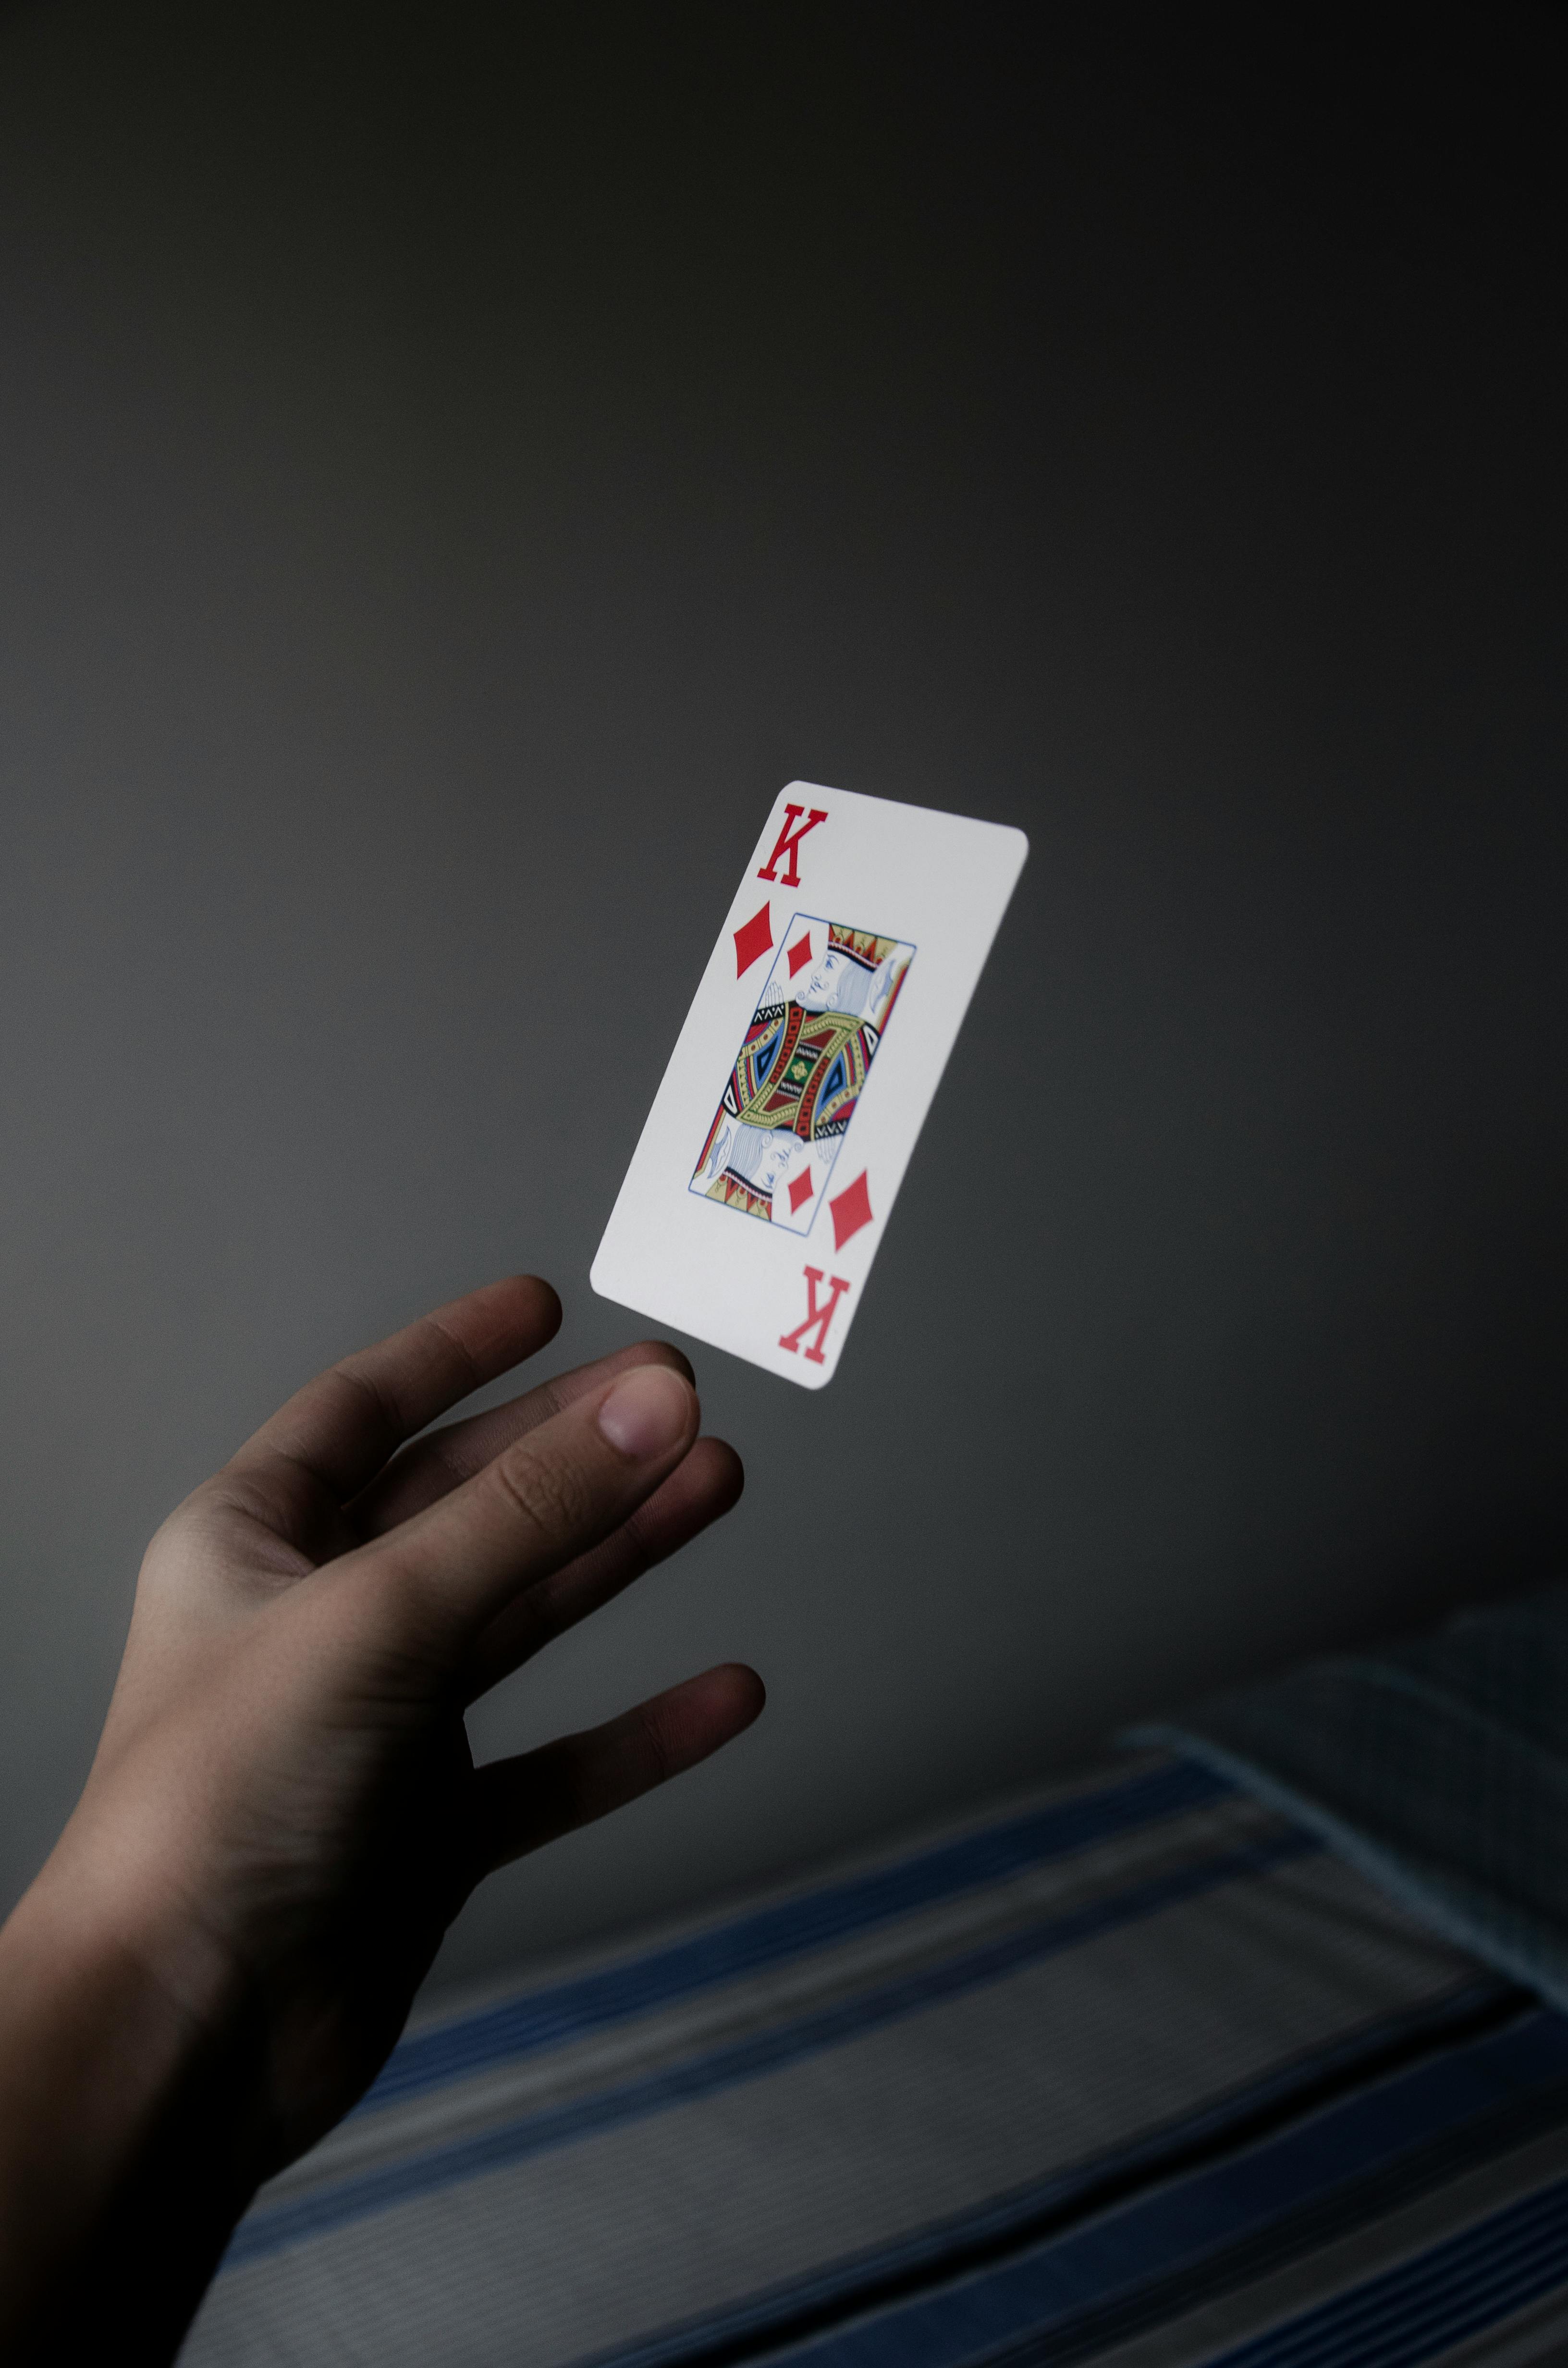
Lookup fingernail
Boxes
[598,1367,692,1459]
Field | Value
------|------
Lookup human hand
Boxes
[0,1278,760,2357]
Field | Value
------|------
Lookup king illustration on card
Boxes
[691,917,915,1235]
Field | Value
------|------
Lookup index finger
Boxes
[229,1276,563,1505]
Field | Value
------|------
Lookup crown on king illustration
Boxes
[827,924,899,972]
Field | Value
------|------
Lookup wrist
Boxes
[0,1833,261,2361]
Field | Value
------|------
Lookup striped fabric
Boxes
[179,1750,1568,2368]
[1138,1577,1568,2015]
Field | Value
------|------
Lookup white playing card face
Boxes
[591,783,1028,1387]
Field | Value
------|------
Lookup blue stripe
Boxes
[715,2008,1568,2368]
[572,1978,1519,2368]
[361,1756,1233,2112]
[224,1823,1307,2272]
[1205,2171,1568,2368]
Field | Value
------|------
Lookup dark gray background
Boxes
[0,0,1563,1996]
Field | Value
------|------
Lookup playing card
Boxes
[591,783,1028,1387]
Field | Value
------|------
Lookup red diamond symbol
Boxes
[733,901,773,977]
[787,930,813,977]
[829,1169,873,1250]
[787,1168,815,1214]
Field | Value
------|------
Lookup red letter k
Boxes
[778,1266,852,1365]
[757,803,829,888]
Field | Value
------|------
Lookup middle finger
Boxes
[347,1339,696,1538]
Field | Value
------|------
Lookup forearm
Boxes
[0,1850,258,2364]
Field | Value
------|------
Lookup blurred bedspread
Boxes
[182,1729,1568,2368]
[1141,1579,1568,2020]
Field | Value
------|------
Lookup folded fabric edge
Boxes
[1124,1723,1566,2019]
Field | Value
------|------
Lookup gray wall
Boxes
[0,0,1563,1997]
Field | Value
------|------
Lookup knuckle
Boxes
[614,1509,655,1580]
[637,1700,684,1788]
[490,1441,595,1543]
[329,1361,405,1457]
[419,1311,485,1397]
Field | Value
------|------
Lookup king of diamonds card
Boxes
[592,783,1027,1387]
